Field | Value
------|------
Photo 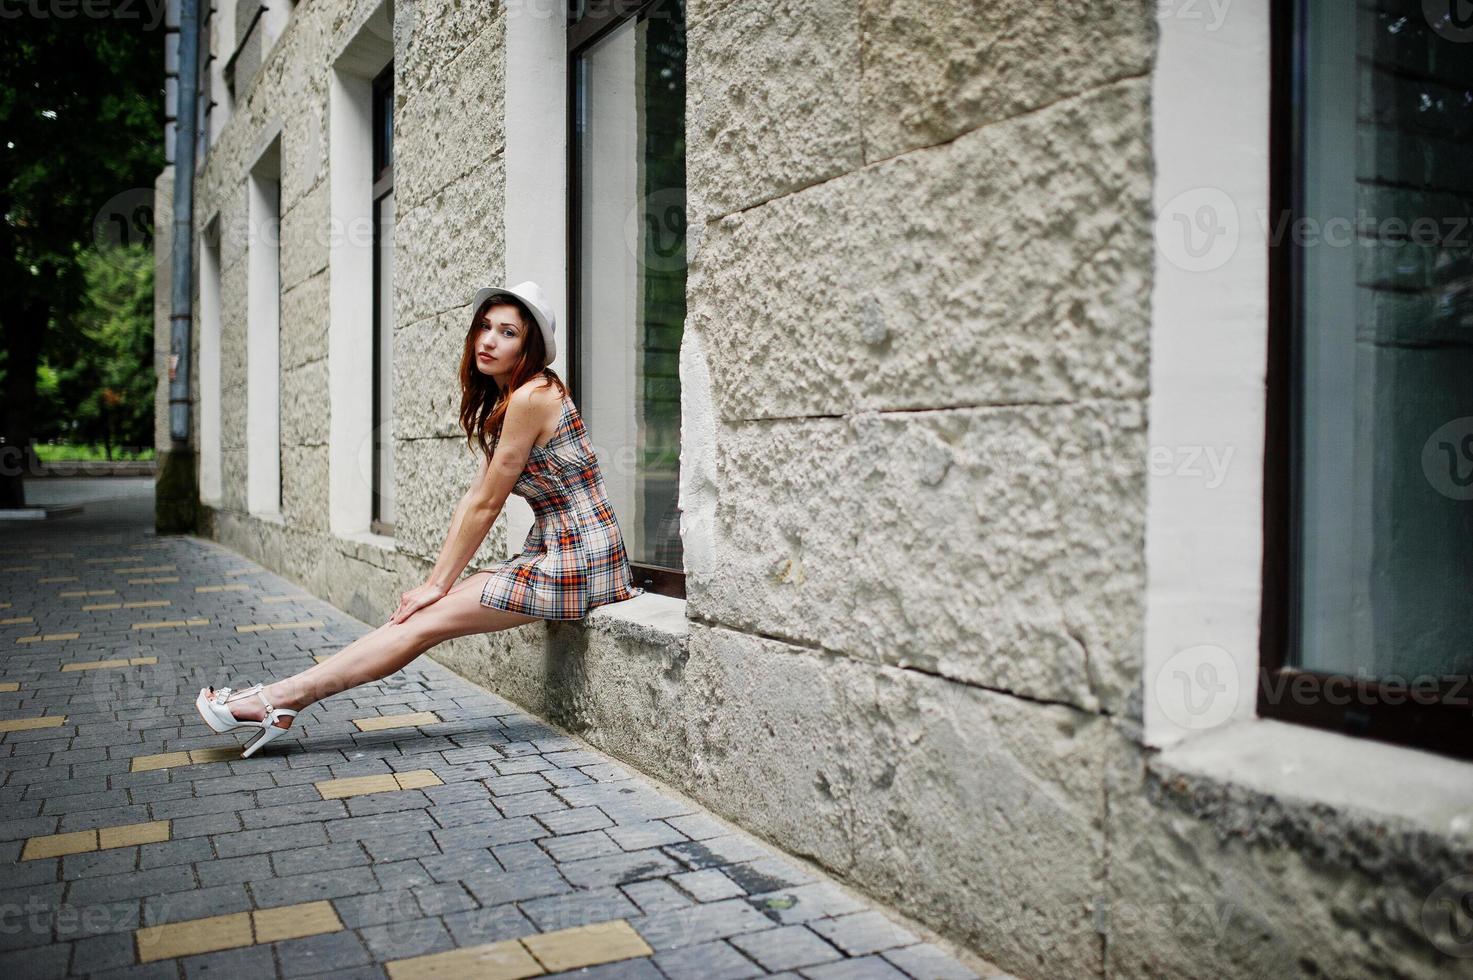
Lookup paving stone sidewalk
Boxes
[0,490,996,979]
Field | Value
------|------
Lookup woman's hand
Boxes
[387,582,448,625]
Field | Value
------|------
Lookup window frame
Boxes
[370,61,395,538]
[566,0,687,600]
[1258,0,1471,762]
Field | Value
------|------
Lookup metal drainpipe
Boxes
[168,0,200,442]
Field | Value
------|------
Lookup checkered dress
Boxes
[475,391,645,619]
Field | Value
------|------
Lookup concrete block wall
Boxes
[153,0,1473,977]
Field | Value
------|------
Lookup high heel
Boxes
[195,684,298,758]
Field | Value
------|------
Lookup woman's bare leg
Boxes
[205,571,540,729]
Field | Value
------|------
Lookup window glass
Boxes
[1292,0,1473,682]
[573,1,687,573]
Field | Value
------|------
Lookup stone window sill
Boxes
[332,529,398,571]
[1150,718,1473,840]
[577,592,690,650]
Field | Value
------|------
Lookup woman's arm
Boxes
[421,386,548,593]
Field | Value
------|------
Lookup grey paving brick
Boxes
[269,841,370,878]
[322,807,439,843]
[558,847,684,889]
[344,788,434,818]
[536,806,613,837]
[665,833,773,872]
[53,897,142,939]
[214,818,328,857]
[333,888,422,929]
[361,829,441,864]
[629,896,774,951]
[606,819,689,852]
[730,924,845,972]
[139,834,215,870]
[180,941,275,979]
[426,797,505,830]
[358,914,455,960]
[491,839,554,871]
[242,795,351,829]
[882,943,983,980]
[746,882,868,926]
[518,885,641,932]
[541,767,596,789]
[801,954,912,979]
[460,864,572,908]
[542,957,664,980]
[667,812,733,841]
[251,864,381,908]
[419,848,499,883]
[371,858,436,892]
[0,941,70,979]
[439,902,539,948]
[69,928,138,975]
[540,828,622,862]
[160,809,243,840]
[58,804,153,833]
[809,911,919,956]
[63,863,196,905]
[275,928,373,975]
[143,884,253,926]
[672,868,747,903]
[482,772,554,797]
[431,815,544,850]
[61,847,137,881]
[654,938,766,980]
[621,877,695,915]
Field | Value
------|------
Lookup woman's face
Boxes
[474,302,526,384]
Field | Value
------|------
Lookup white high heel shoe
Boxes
[195,683,299,758]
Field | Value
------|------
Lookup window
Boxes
[246,138,282,517]
[1261,0,1473,760]
[200,216,224,508]
[371,63,396,536]
[569,0,687,598]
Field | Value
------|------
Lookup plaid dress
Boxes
[475,391,645,619]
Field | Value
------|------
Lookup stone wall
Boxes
[155,0,1473,977]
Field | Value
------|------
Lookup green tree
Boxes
[1,18,163,504]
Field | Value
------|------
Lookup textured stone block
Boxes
[396,17,506,212]
[692,401,1145,712]
[688,0,863,218]
[395,155,506,328]
[692,79,1151,420]
[859,0,1156,160]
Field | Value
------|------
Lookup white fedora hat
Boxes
[469,281,557,367]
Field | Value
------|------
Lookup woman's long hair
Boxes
[459,295,569,461]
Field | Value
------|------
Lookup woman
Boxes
[196,281,644,757]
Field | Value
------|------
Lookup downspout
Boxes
[169,0,200,442]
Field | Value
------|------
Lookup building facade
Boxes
[154,1,1473,977]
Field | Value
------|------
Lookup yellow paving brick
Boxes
[131,751,193,772]
[189,747,242,765]
[195,584,248,593]
[235,624,271,633]
[386,938,544,980]
[0,565,40,572]
[353,711,441,732]
[0,716,65,733]
[16,633,80,643]
[85,557,132,564]
[315,774,401,799]
[21,829,97,860]
[132,618,208,630]
[39,576,78,583]
[135,911,253,963]
[123,600,171,609]
[262,594,309,603]
[59,656,159,672]
[0,682,18,692]
[83,603,122,611]
[236,620,323,633]
[98,820,171,849]
[61,590,115,597]
[224,568,256,576]
[522,920,652,973]
[0,601,9,608]
[128,576,180,584]
[253,901,343,943]
[313,654,332,663]
[395,770,444,791]
[112,565,175,574]
[0,616,34,624]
